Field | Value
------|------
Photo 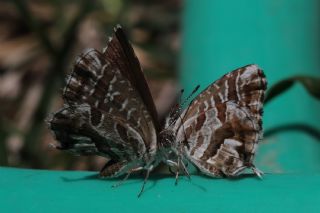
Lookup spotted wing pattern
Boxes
[173,65,267,177]
[48,26,157,178]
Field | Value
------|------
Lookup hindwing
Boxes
[174,64,267,176]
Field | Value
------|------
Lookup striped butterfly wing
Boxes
[174,64,267,177]
[48,26,158,177]
[106,26,160,132]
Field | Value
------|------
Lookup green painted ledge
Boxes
[1,167,320,213]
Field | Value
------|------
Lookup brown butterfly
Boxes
[47,25,267,196]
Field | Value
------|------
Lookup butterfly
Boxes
[47,25,267,196]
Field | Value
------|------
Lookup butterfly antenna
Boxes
[175,85,200,129]
[174,88,185,114]
[179,89,184,104]
[180,85,200,107]
[175,88,185,120]
[173,85,200,149]
[167,85,200,128]
[166,89,185,127]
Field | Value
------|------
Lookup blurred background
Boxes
[0,0,181,171]
[0,0,319,174]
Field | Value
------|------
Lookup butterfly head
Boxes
[158,129,184,164]
[158,129,176,150]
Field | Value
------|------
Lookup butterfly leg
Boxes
[137,165,153,197]
[175,159,191,184]
[251,165,264,179]
[112,167,143,188]
[175,158,180,185]
[180,159,191,180]
[166,159,190,185]
[166,160,180,184]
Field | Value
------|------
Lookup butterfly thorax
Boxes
[158,129,180,162]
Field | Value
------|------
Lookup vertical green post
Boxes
[181,0,320,173]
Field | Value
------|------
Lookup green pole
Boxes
[181,0,320,173]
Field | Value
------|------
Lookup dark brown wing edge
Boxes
[104,25,160,132]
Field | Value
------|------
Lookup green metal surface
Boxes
[181,0,320,173]
[1,167,320,213]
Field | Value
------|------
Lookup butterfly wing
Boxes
[104,25,160,132]
[174,64,267,177]
[48,26,158,177]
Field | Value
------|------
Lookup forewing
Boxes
[174,64,267,176]
[63,48,156,151]
[102,25,160,131]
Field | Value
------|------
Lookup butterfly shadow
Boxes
[60,172,203,196]
[225,173,263,181]
[60,172,170,189]
[196,171,267,182]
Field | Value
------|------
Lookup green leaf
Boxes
[264,76,320,104]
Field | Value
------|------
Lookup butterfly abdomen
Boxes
[99,160,127,178]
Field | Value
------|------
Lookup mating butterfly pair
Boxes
[47,25,267,196]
